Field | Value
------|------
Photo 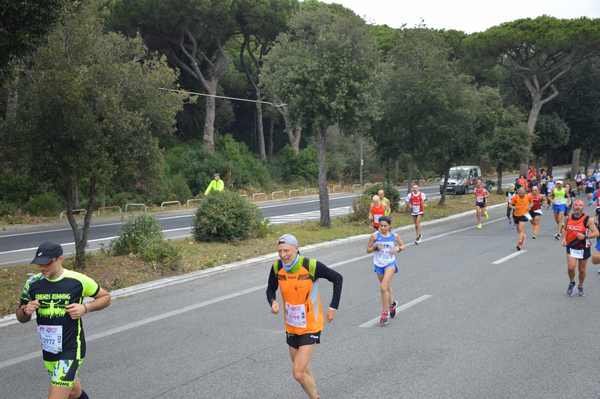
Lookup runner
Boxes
[506,184,516,225]
[545,175,556,207]
[528,186,544,239]
[377,189,392,216]
[593,187,600,270]
[527,166,537,186]
[266,234,343,399]
[511,187,532,251]
[574,171,585,196]
[366,216,406,326]
[562,200,599,296]
[369,195,386,231]
[16,242,111,399]
[584,176,596,206]
[516,175,529,192]
[405,184,426,244]
[539,169,548,198]
[551,180,568,240]
[473,179,489,229]
[565,182,577,217]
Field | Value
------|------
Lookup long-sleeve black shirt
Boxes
[266,260,343,309]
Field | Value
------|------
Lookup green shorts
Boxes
[43,358,83,388]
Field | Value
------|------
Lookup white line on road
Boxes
[492,250,527,265]
[358,295,433,328]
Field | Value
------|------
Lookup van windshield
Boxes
[449,169,468,179]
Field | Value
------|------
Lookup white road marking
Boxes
[358,295,433,328]
[492,250,527,265]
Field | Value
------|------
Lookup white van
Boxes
[439,165,482,195]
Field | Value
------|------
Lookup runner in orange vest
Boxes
[369,195,386,231]
[511,187,532,251]
[266,234,343,399]
[562,200,599,296]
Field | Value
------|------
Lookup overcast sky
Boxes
[321,0,600,33]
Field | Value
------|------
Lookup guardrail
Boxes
[305,187,318,195]
[288,189,301,197]
[125,203,148,213]
[252,192,267,201]
[160,200,181,208]
[59,209,87,221]
[271,191,285,200]
[186,199,202,208]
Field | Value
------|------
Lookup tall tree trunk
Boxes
[406,157,415,193]
[584,149,592,176]
[65,176,97,270]
[203,79,217,152]
[5,74,19,122]
[438,162,451,206]
[255,89,266,160]
[546,151,554,177]
[268,117,275,159]
[496,162,504,194]
[318,127,330,227]
[278,106,301,154]
[571,148,581,178]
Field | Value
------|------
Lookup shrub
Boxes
[193,190,266,241]
[271,145,319,183]
[24,192,63,216]
[139,239,182,273]
[348,195,372,223]
[111,214,163,255]
[364,183,401,212]
[168,174,192,203]
[109,192,147,209]
[0,201,18,217]
[0,173,36,204]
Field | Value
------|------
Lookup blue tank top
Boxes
[373,232,397,267]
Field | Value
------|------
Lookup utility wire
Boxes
[158,87,286,107]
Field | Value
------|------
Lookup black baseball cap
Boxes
[31,242,63,265]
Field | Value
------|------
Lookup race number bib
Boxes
[412,205,421,214]
[569,249,584,259]
[285,303,307,328]
[37,325,63,354]
[374,215,381,223]
[524,213,532,221]
[476,196,484,202]
[534,209,543,215]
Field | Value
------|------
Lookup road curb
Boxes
[0,202,504,328]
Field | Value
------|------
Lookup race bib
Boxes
[534,209,543,215]
[375,242,396,265]
[476,196,484,202]
[285,303,307,328]
[37,325,63,354]
[524,213,532,221]
[412,205,421,214]
[374,215,381,223]
[569,249,584,259]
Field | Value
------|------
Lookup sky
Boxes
[321,0,600,33]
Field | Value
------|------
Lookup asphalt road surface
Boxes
[1,198,597,398]
[1,169,562,266]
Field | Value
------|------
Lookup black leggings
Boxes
[506,206,512,219]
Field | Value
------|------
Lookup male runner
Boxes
[266,234,343,399]
[16,242,111,399]
[366,216,406,326]
[551,180,568,240]
[528,186,544,239]
[593,187,600,270]
[511,187,532,251]
[562,200,599,296]
[584,176,595,206]
[473,179,489,229]
[377,189,392,216]
[406,184,426,244]
[545,175,556,207]
[574,171,585,196]
[369,195,386,231]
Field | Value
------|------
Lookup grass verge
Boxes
[0,193,505,317]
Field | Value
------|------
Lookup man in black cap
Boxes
[16,242,111,399]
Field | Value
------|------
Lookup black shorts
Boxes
[286,331,321,349]
[513,215,528,224]
[566,246,591,260]
[529,210,542,219]
[476,201,486,208]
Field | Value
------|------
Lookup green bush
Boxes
[348,195,372,223]
[364,183,401,212]
[0,201,18,217]
[271,145,319,183]
[0,173,37,204]
[193,190,266,241]
[111,214,163,255]
[139,239,182,273]
[109,192,147,209]
[24,192,63,216]
[168,174,192,203]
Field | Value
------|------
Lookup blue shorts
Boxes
[373,263,398,275]
[553,204,567,214]
[596,239,600,251]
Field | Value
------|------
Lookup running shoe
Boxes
[578,286,585,297]
[532,235,537,239]
[567,281,576,296]
[415,234,422,245]
[476,223,482,229]
[554,233,561,240]
[516,245,521,251]
[484,210,489,220]
[389,301,397,319]
[379,312,389,326]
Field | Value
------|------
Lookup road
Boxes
[0,168,566,266]
[0,198,597,398]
